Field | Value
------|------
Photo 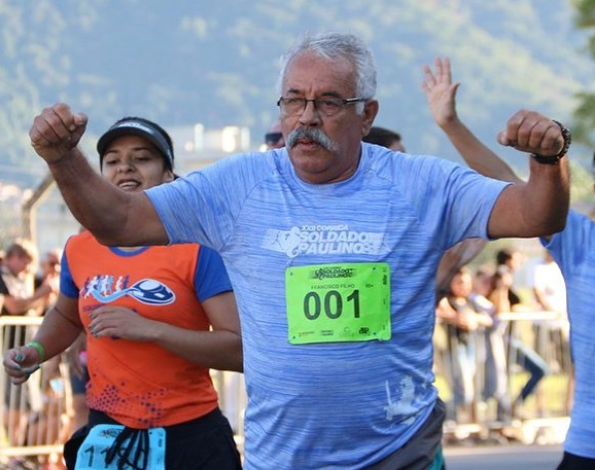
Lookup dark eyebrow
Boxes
[104,146,158,156]
[284,89,344,99]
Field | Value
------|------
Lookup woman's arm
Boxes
[3,293,82,384]
[88,291,243,372]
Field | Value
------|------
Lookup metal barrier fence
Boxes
[0,316,67,468]
[0,316,247,468]
[1,312,571,466]
[434,310,571,445]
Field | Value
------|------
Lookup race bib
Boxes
[286,262,391,344]
[75,424,166,470]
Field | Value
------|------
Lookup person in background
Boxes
[495,249,524,307]
[35,249,61,316]
[0,240,56,318]
[64,333,89,434]
[422,56,592,470]
[436,267,493,422]
[532,249,567,315]
[26,32,570,470]
[1,240,53,453]
[472,267,512,422]
[489,262,550,418]
[532,249,569,349]
[362,126,406,152]
[263,120,285,149]
[4,117,243,470]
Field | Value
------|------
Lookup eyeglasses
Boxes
[277,97,368,117]
[265,132,283,146]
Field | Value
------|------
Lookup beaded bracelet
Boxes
[531,120,571,165]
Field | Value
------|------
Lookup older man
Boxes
[29,33,569,470]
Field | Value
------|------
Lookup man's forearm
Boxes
[489,157,569,239]
[48,148,132,244]
[522,157,569,235]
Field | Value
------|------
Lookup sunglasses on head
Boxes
[265,132,283,145]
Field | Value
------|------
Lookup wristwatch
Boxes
[532,120,571,165]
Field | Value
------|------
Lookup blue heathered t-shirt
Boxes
[543,210,595,460]
[146,143,509,470]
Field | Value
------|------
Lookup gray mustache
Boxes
[286,128,338,152]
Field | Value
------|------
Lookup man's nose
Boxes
[298,100,321,127]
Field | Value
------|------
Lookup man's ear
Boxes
[361,100,379,136]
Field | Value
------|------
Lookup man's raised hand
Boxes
[30,103,88,164]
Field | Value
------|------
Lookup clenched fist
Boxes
[30,103,88,164]
[498,109,565,157]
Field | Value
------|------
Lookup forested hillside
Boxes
[1,0,593,188]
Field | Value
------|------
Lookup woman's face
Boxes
[101,135,173,191]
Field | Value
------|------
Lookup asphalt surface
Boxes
[444,444,563,470]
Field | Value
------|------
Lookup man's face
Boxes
[450,272,472,298]
[101,135,173,191]
[280,52,378,184]
[506,252,522,272]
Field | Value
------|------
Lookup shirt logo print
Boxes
[82,276,175,305]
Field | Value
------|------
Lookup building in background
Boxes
[0,123,253,256]
[169,123,252,174]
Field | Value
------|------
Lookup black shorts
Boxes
[64,407,242,470]
[556,451,595,470]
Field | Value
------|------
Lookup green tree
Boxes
[573,0,595,146]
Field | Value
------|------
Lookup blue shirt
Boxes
[146,143,508,470]
[544,210,595,459]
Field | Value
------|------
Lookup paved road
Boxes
[444,444,563,470]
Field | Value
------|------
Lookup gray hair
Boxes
[277,32,377,114]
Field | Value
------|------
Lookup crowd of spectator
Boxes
[434,247,570,432]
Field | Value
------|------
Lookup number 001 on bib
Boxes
[286,262,391,345]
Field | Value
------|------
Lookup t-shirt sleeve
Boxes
[193,246,233,302]
[397,154,510,250]
[60,247,79,299]
[543,210,589,279]
[145,153,267,252]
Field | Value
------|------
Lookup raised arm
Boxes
[422,57,522,184]
[422,58,569,239]
[487,111,569,238]
[30,103,168,246]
